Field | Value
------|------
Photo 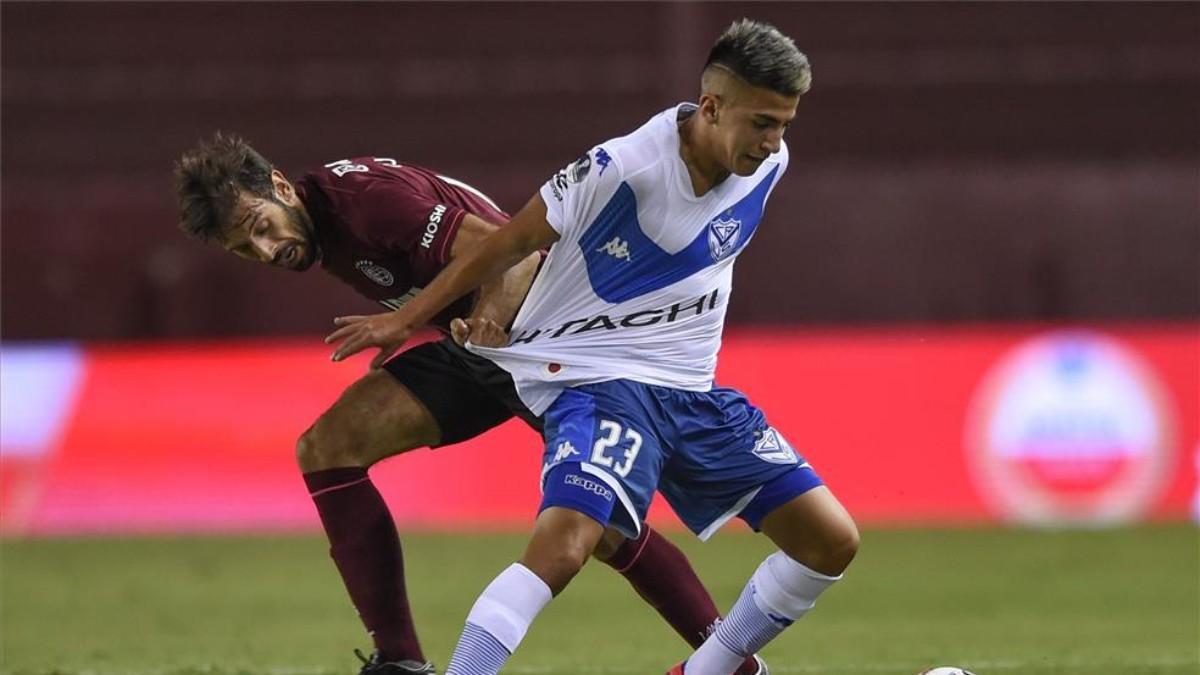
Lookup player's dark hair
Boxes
[704,19,811,96]
[174,132,276,242]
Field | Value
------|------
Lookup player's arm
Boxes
[451,214,541,331]
[326,195,559,366]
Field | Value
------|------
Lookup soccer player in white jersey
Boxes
[328,19,859,674]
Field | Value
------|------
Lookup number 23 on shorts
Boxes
[591,420,642,478]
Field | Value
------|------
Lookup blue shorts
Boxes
[538,379,823,540]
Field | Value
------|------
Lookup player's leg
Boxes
[299,340,514,671]
[445,382,662,675]
[448,339,739,654]
[594,526,723,647]
[660,388,857,674]
[593,527,766,675]
[684,484,858,674]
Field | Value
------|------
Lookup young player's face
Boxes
[712,83,800,176]
[222,182,317,271]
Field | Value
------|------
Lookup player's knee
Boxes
[590,527,627,561]
[825,516,860,574]
[530,544,590,595]
[807,514,859,576]
[295,412,368,472]
[522,518,597,595]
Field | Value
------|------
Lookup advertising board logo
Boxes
[965,331,1174,525]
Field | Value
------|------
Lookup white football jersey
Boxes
[467,103,790,414]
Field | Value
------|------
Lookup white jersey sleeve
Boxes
[538,147,623,239]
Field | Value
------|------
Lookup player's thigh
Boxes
[539,381,667,542]
[657,387,805,538]
[759,486,859,576]
[383,339,518,447]
[302,367,440,469]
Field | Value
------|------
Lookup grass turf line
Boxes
[1,526,1196,675]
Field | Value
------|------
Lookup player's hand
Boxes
[325,311,416,369]
[450,317,509,348]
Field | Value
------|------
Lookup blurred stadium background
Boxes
[2,2,1197,674]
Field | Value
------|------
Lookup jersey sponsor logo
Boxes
[707,216,742,262]
[355,260,395,287]
[595,236,632,262]
[563,473,614,501]
[378,286,422,310]
[509,289,721,346]
[420,204,448,249]
[553,440,580,462]
[752,427,799,465]
[595,147,612,176]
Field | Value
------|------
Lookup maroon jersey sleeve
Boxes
[352,180,469,284]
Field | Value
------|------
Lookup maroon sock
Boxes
[303,467,422,663]
[602,525,720,648]
[604,527,760,675]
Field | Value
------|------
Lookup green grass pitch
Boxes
[2,525,1197,674]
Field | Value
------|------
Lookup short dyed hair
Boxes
[704,19,811,96]
[174,132,275,242]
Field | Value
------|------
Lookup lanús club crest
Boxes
[355,260,394,287]
[707,215,742,262]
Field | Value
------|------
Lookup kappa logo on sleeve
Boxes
[595,148,612,176]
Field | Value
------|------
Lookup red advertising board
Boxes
[2,325,1196,535]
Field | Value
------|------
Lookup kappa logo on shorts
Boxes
[355,260,394,287]
[553,440,580,462]
[564,474,613,501]
[752,427,798,465]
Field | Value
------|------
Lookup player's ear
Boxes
[699,93,722,125]
[271,169,296,203]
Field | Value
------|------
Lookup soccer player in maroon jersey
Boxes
[174,134,766,675]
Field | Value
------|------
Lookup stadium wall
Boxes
[4,2,1198,339]
[2,324,1196,536]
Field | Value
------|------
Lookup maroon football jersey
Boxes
[295,157,510,331]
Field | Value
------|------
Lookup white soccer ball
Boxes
[918,668,977,675]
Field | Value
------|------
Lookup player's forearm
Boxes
[398,229,542,330]
[397,195,558,330]
[469,252,540,329]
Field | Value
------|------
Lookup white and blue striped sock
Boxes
[445,622,511,675]
[685,552,841,675]
[444,563,553,675]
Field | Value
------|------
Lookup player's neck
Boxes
[678,118,730,198]
[295,197,324,263]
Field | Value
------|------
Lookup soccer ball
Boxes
[918,668,977,675]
